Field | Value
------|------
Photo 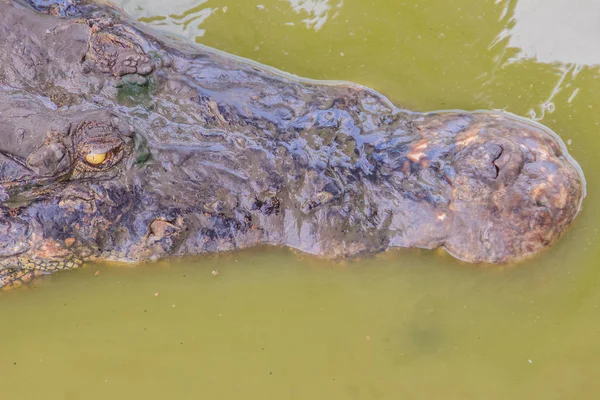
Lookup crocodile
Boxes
[0,0,586,288]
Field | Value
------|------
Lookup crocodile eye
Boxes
[84,152,108,165]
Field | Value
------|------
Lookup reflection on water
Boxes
[525,63,583,121]
[286,0,342,31]
[4,0,600,398]
[508,0,600,65]
[494,0,595,121]
[119,0,214,39]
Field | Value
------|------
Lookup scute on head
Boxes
[87,23,155,77]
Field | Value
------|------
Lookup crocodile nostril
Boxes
[454,142,504,182]
[454,139,524,188]
[492,142,525,186]
[491,146,503,179]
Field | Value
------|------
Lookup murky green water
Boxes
[2,0,600,398]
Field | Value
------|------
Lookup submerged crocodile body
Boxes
[0,0,586,288]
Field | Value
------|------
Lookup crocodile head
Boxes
[0,1,586,289]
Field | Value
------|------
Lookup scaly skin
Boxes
[0,0,586,288]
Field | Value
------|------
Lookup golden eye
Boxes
[84,152,108,165]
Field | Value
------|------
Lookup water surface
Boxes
[2,0,600,398]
